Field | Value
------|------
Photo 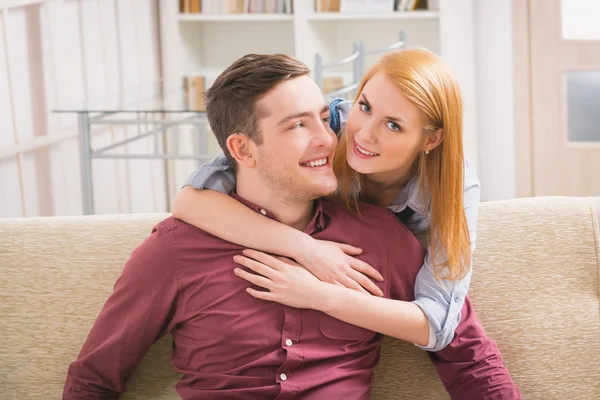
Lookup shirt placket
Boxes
[275,306,303,399]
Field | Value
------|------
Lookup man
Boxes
[63,54,520,399]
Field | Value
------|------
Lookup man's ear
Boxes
[424,128,444,153]
[226,133,256,168]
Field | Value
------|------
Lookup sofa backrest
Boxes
[1,196,599,399]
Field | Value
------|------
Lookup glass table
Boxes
[53,81,209,215]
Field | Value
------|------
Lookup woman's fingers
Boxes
[275,255,299,266]
[246,287,277,302]
[339,275,370,295]
[329,242,363,256]
[347,269,384,297]
[233,267,273,290]
[350,258,384,282]
[242,249,287,271]
[234,255,278,279]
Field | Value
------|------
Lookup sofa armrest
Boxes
[595,197,600,226]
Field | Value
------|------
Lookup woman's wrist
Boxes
[307,280,333,311]
[293,232,318,264]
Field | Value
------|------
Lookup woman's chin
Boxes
[347,154,375,174]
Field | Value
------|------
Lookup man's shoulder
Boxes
[151,216,220,242]
[321,199,412,236]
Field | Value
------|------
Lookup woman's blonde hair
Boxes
[332,48,470,281]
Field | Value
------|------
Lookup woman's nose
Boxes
[357,122,377,144]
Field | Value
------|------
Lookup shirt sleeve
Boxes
[429,297,522,399]
[183,153,236,194]
[62,224,180,399]
[328,98,353,136]
[412,154,481,352]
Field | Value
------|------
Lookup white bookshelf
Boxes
[158,0,477,169]
[307,10,439,21]
[178,13,294,22]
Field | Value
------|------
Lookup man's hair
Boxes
[205,53,310,169]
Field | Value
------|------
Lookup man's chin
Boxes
[313,180,338,198]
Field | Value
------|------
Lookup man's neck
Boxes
[236,172,315,231]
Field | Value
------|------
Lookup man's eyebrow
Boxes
[276,105,330,126]
[361,93,407,124]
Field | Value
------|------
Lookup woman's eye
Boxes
[386,121,401,131]
[359,102,371,113]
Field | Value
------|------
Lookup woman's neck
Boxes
[361,168,414,207]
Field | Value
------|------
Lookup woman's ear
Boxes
[226,133,256,168]
[424,128,444,153]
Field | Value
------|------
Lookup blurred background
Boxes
[0,0,598,218]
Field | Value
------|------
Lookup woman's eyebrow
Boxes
[362,93,407,124]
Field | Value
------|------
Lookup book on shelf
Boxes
[396,0,435,11]
[395,0,426,12]
[425,0,438,11]
[323,76,344,94]
[327,0,429,13]
[180,0,201,13]
[183,70,223,111]
[181,0,293,14]
[315,0,341,12]
[339,0,395,13]
[184,75,206,112]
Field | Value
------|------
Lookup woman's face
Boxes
[345,72,426,183]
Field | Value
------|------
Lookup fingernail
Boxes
[233,256,240,262]
[378,290,384,297]
[233,268,240,274]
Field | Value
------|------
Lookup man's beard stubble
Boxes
[255,151,335,205]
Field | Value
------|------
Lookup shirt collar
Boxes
[230,193,326,234]
[386,173,429,215]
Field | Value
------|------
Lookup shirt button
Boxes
[259,209,267,216]
[285,339,293,346]
[280,373,287,381]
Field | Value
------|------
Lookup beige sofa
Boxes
[1,196,599,399]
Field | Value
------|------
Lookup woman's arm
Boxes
[233,249,429,346]
[172,189,384,296]
[412,155,481,351]
[319,283,429,346]
[173,186,307,256]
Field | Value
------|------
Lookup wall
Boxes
[473,1,517,201]
[0,0,167,217]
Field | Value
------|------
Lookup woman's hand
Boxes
[234,249,331,310]
[295,239,384,296]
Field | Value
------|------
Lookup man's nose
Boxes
[313,122,336,148]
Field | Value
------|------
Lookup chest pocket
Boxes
[318,313,377,341]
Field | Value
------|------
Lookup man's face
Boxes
[249,75,338,204]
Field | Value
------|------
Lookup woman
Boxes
[172,48,480,351]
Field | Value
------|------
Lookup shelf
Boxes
[178,13,294,22]
[308,11,439,21]
[1,0,45,9]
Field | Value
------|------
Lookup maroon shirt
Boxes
[63,195,520,399]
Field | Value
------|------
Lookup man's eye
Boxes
[291,122,304,129]
[321,117,330,124]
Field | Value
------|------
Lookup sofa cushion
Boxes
[1,197,599,399]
